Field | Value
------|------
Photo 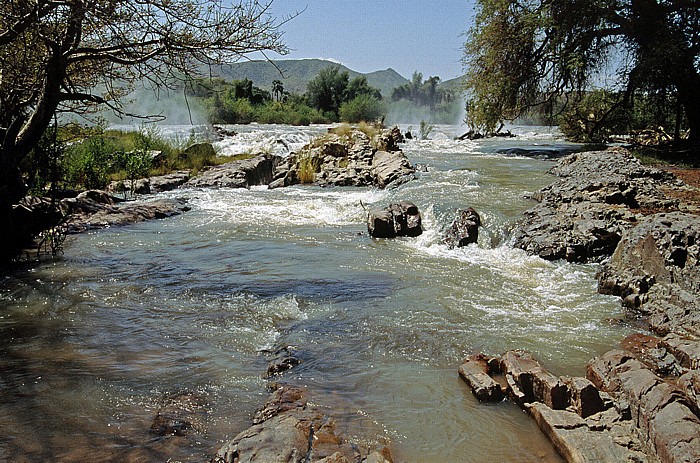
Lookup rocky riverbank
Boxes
[462,148,700,462]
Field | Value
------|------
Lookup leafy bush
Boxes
[63,133,114,189]
[558,90,629,143]
[339,95,385,123]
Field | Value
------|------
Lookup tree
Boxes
[272,79,284,102]
[345,76,382,102]
[0,0,289,261]
[463,0,700,142]
[339,94,384,123]
[391,72,444,108]
[306,66,350,116]
[306,67,382,119]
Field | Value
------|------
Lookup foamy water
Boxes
[0,124,632,462]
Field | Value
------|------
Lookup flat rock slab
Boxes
[529,403,652,463]
[186,154,281,189]
[459,354,503,401]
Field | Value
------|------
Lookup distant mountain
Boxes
[208,59,409,97]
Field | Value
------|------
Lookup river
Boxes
[0,124,635,462]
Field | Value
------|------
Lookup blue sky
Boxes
[257,0,476,80]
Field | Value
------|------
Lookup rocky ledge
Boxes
[460,345,700,463]
[210,385,393,463]
[504,147,700,462]
[512,148,695,263]
[61,189,190,234]
[269,126,415,189]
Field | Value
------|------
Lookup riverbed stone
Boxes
[501,350,568,409]
[442,208,481,248]
[568,377,605,419]
[367,201,422,238]
[528,403,651,463]
[150,392,206,437]
[211,385,393,463]
[459,354,503,401]
[187,153,282,189]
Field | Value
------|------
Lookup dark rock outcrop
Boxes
[367,202,422,238]
[271,127,415,189]
[442,208,481,248]
[186,154,282,189]
[512,148,684,263]
[210,385,393,463]
[61,190,189,233]
[597,211,700,337]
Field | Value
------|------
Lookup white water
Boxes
[0,124,634,462]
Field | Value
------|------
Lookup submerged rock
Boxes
[150,392,207,437]
[210,385,393,463]
[367,201,422,238]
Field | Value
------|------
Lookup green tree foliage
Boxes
[391,72,450,109]
[306,67,351,117]
[0,0,288,260]
[306,66,384,120]
[463,0,700,142]
[339,94,385,123]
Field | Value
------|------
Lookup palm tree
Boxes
[272,80,284,102]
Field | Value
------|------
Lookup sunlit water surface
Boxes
[0,125,634,462]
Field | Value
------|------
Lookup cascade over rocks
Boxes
[366,201,422,238]
[270,126,415,189]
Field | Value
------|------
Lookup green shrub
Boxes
[339,94,384,123]
[63,134,114,189]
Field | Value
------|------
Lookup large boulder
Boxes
[442,208,481,248]
[271,126,415,189]
[512,149,683,263]
[367,201,422,238]
[187,154,282,189]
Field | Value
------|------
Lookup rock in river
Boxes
[367,201,422,238]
